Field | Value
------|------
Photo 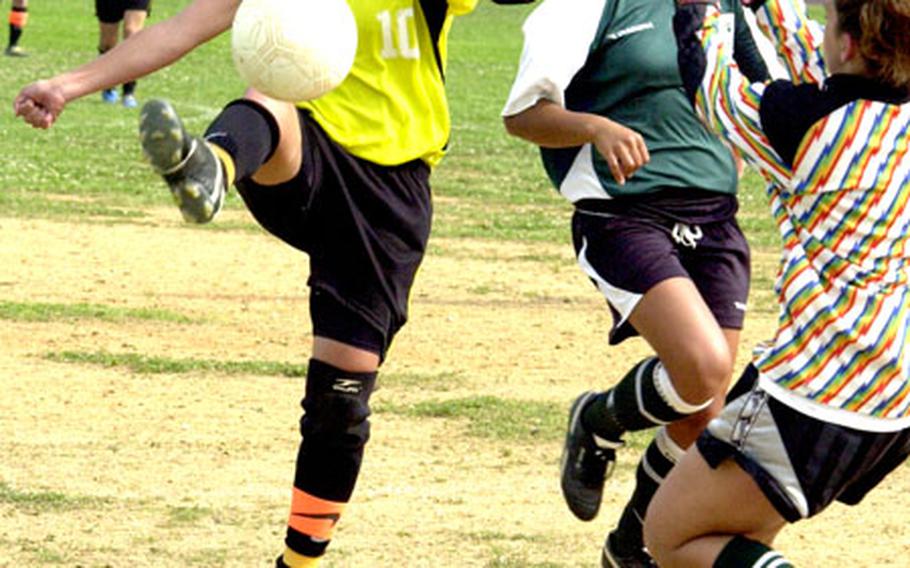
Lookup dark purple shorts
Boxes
[571,195,750,344]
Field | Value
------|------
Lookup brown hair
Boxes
[834,0,910,88]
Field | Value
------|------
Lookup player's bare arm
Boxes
[503,99,650,185]
[14,0,241,129]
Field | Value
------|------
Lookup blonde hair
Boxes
[835,0,910,88]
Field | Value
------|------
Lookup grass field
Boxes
[2,1,908,567]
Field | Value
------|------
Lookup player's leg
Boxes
[646,369,910,567]
[643,372,798,567]
[138,88,299,223]
[279,321,382,568]
[562,212,749,566]
[96,0,123,103]
[644,445,788,567]
[602,325,740,567]
[608,218,749,567]
[267,125,431,567]
[561,214,733,514]
[120,2,150,107]
[602,278,735,566]
[5,0,28,56]
[97,23,120,53]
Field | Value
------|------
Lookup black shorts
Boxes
[96,0,150,23]
[571,193,750,344]
[699,366,910,522]
[234,110,432,358]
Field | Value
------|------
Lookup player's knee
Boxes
[642,521,674,567]
[642,495,682,567]
[666,402,720,445]
[300,359,377,452]
[670,339,733,402]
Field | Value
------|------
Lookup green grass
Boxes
[486,550,562,568]
[0,300,196,323]
[166,505,213,526]
[15,540,66,564]
[378,370,468,392]
[0,482,107,513]
[380,395,654,448]
[43,351,309,377]
[41,351,471,389]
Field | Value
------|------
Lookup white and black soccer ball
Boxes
[231,0,357,102]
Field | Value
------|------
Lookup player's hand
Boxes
[14,80,66,129]
[591,119,650,185]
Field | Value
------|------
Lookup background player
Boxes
[96,0,151,107]
[6,0,28,56]
[501,0,769,564]
[13,0,489,565]
[645,0,910,565]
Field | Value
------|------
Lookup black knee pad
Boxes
[300,359,377,452]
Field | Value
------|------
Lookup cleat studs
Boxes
[184,184,201,199]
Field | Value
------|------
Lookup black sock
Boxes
[582,357,711,441]
[8,23,22,47]
[123,81,137,96]
[715,536,793,567]
[286,359,377,558]
[611,428,682,554]
[203,99,281,182]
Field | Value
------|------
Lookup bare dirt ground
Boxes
[1,213,908,567]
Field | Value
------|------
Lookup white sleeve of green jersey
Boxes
[501,0,606,117]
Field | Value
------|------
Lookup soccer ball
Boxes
[230,0,357,102]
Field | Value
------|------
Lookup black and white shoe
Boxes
[139,99,225,224]
[559,391,623,521]
[602,532,657,568]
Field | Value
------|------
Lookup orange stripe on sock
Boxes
[287,488,346,541]
[8,11,27,27]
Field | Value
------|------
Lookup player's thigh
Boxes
[644,448,786,558]
[243,87,303,185]
[628,277,732,402]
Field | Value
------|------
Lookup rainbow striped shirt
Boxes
[675,0,910,431]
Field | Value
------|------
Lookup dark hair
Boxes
[834,0,910,88]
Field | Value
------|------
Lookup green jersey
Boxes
[502,0,764,200]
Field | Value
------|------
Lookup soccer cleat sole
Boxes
[139,99,187,174]
[139,99,223,224]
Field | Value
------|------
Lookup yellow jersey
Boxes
[298,0,477,167]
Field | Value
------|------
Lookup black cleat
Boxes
[602,532,657,568]
[139,99,225,224]
[560,391,623,521]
